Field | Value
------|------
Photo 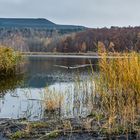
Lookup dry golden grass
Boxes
[94,52,140,134]
[44,88,64,111]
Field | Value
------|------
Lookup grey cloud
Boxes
[0,0,140,27]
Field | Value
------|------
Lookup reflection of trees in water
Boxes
[0,59,26,96]
[0,57,98,91]
[26,57,99,74]
[24,74,56,88]
[0,74,24,96]
[23,57,99,88]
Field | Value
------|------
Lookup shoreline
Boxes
[21,52,130,58]
[21,52,98,56]
[0,118,137,140]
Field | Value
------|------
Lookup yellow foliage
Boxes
[95,52,140,133]
[0,46,21,72]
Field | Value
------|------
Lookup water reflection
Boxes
[0,88,44,120]
[0,56,98,120]
[0,74,24,96]
[43,80,95,119]
[24,57,98,88]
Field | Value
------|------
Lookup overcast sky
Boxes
[0,0,140,28]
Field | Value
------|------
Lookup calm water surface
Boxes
[0,56,98,121]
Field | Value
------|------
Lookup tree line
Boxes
[0,26,140,52]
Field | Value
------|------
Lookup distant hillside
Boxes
[0,18,85,30]
[0,18,55,27]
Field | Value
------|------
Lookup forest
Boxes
[0,26,140,52]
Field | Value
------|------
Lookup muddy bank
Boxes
[0,118,139,140]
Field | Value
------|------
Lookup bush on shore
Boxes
[0,46,21,76]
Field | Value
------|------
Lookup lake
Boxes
[0,56,98,121]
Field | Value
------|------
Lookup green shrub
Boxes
[0,46,21,76]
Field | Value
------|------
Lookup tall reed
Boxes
[94,52,140,134]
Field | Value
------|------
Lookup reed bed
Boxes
[44,88,64,112]
[44,52,140,135]
[93,52,140,134]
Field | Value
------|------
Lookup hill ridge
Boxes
[0,18,85,29]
